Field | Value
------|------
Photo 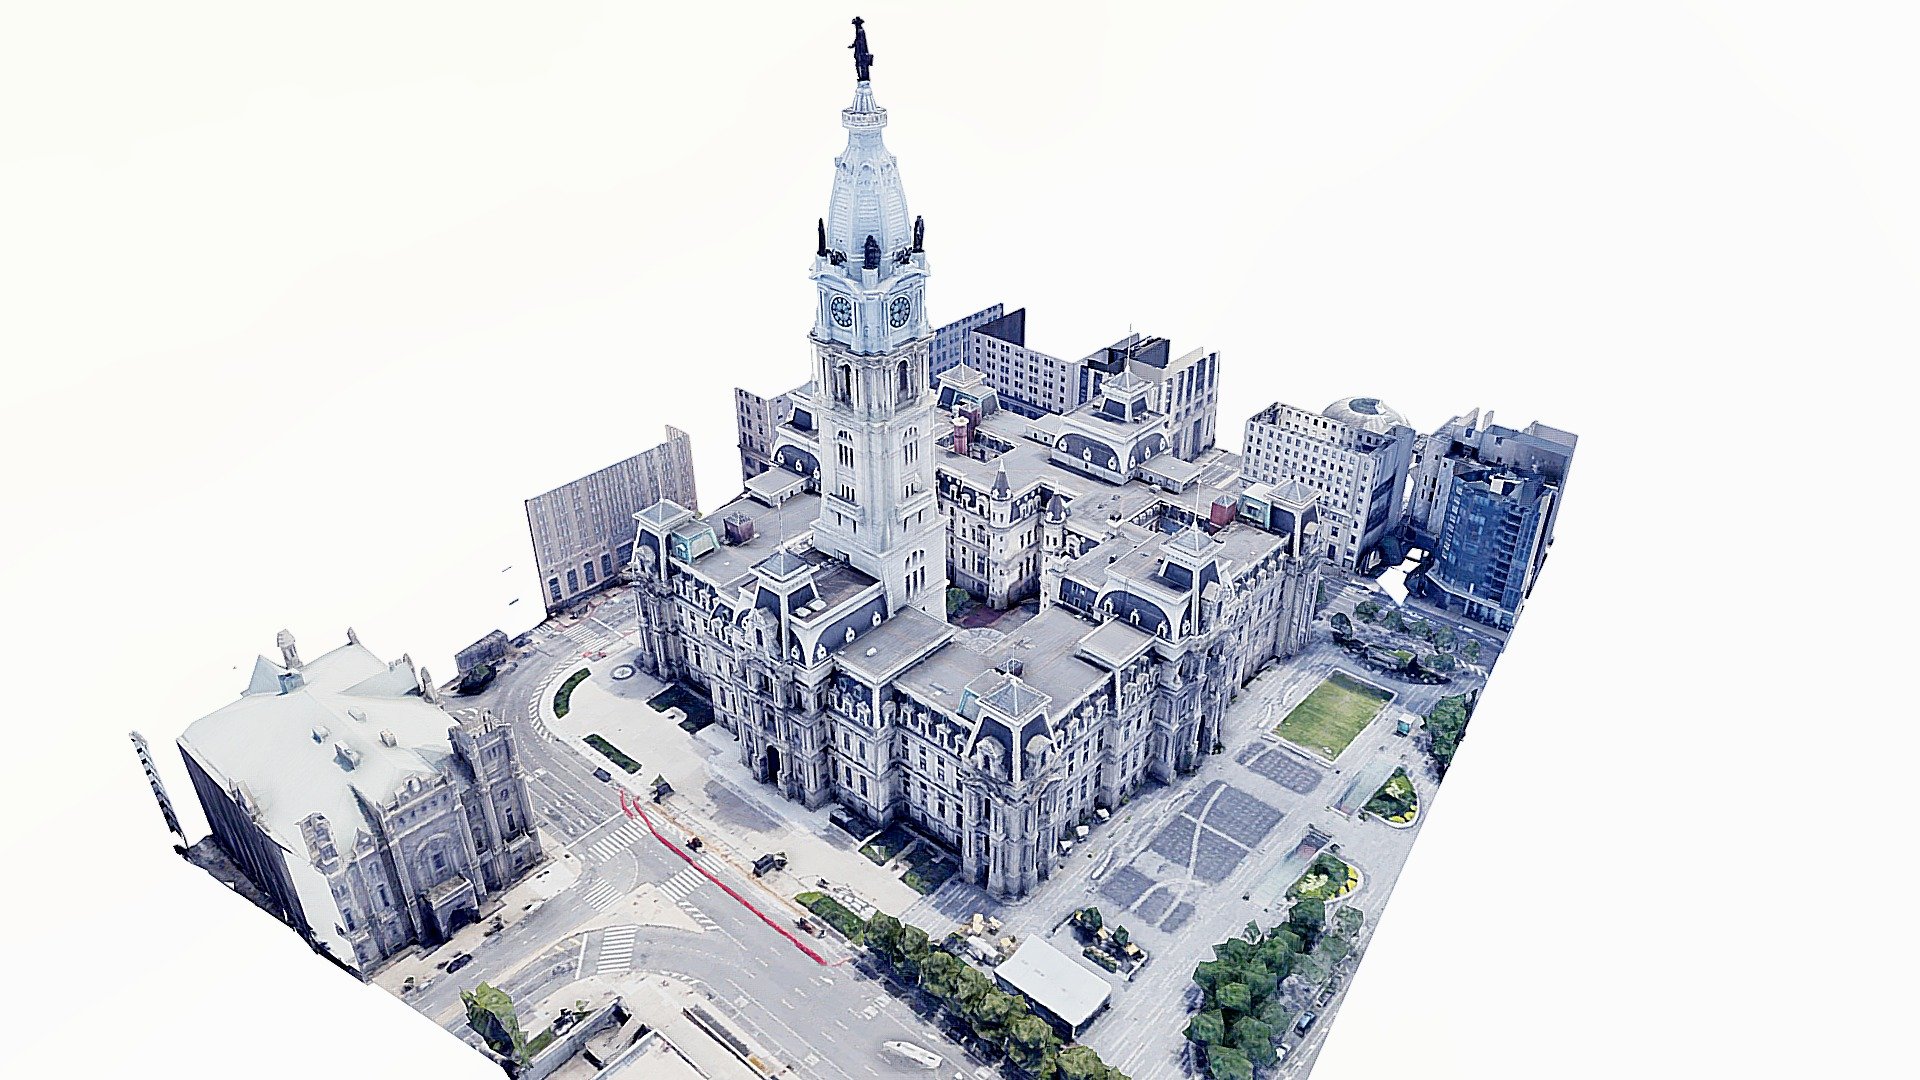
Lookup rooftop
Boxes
[178,638,460,855]
[995,937,1112,1030]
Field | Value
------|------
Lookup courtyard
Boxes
[1272,670,1395,761]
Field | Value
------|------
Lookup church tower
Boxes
[809,18,946,619]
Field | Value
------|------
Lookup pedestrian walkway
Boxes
[675,900,720,933]
[597,926,638,975]
[584,821,648,862]
[657,866,708,901]
[582,880,623,910]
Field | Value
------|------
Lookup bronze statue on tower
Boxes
[849,16,874,82]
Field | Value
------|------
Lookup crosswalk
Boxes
[584,821,648,862]
[656,866,707,901]
[582,881,622,910]
[597,926,638,975]
[677,899,720,932]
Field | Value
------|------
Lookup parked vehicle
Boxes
[1294,1010,1317,1035]
[445,952,474,973]
[592,767,613,783]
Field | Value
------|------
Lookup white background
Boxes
[2,2,1912,1077]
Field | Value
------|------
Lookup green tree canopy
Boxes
[919,950,964,1001]
[1205,1044,1254,1080]
[1229,1016,1277,1067]
[1216,981,1252,1014]
[461,982,528,1064]
[864,911,903,961]
[1186,1009,1227,1046]
[1288,897,1326,939]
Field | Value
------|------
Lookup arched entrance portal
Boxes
[764,745,782,788]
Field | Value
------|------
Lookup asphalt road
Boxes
[415,604,985,1079]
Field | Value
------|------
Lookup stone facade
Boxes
[178,632,543,975]
[526,426,698,614]
[621,56,1322,901]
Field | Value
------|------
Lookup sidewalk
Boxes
[538,651,920,919]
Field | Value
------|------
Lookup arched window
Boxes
[897,359,911,396]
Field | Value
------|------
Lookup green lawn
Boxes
[1273,671,1392,759]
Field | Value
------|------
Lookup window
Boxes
[583,561,597,586]
[566,569,579,593]
[601,553,614,578]
[549,578,562,602]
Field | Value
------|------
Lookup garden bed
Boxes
[552,668,591,719]
[795,891,865,943]
[859,822,917,866]
[1364,766,1419,825]
[900,843,957,894]
[583,734,642,774]
[647,683,715,733]
[1288,851,1360,901]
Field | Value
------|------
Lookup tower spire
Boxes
[849,16,874,82]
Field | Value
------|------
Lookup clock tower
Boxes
[809,18,945,619]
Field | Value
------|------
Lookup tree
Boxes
[1288,897,1326,940]
[1185,1009,1227,1047]
[971,989,1020,1045]
[1058,1046,1118,1080]
[1382,608,1405,632]
[1433,624,1456,648]
[1111,923,1131,948]
[864,911,903,962]
[461,983,528,1065]
[1228,1016,1277,1067]
[1074,906,1104,935]
[918,950,964,1002]
[1462,638,1480,662]
[1354,600,1381,621]
[1006,1014,1059,1073]
[1256,995,1293,1032]
[1335,906,1365,938]
[1330,612,1353,638]
[1424,652,1456,672]
[1204,1044,1254,1080]
[898,924,932,979]
[1216,981,1252,1014]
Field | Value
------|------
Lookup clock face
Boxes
[888,295,912,328]
[830,295,853,327]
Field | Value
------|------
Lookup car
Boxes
[1294,1010,1317,1035]
[592,767,613,783]
[445,952,474,973]
[1276,1044,1290,1062]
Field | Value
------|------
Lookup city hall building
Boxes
[623,33,1327,901]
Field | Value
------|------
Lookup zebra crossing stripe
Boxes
[598,926,638,972]
[583,882,620,909]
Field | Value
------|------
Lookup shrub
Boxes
[584,734,642,773]
[552,668,591,718]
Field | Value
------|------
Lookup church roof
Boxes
[179,639,460,858]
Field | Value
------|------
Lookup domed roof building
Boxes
[1322,395,1409,434]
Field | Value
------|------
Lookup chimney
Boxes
[952,415,971,457]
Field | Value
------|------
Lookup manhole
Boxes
[610,664,636,681]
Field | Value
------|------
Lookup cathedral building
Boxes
[627,24,1323,900]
